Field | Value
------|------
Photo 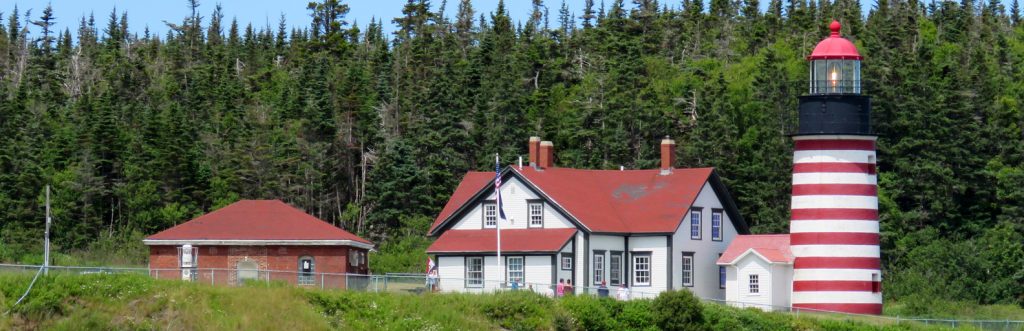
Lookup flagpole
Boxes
[495,153,503,289]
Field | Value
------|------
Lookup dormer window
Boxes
[483,203,497,228]
[529,202,544,227]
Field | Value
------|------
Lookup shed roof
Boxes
[716,234,793,265]
[144,200,372,247]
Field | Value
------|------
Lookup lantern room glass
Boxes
[809,59,860,94]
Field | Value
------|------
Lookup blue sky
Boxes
[6,1,599,39]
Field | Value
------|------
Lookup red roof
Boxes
[433,172,494,232]
[427,228,576,253]
[716,234,793,264]
[145,200,372,245]
[430,167,719,234]
[808,21,862,60]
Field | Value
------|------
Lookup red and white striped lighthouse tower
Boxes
[789,20,882,315]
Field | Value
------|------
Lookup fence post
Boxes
[212,270,215,285]
[321,273,324,289]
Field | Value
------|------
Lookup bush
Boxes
[652,290,704,331]
[618,299,657,330]
[558,296,618,330]
[480,291,553,331]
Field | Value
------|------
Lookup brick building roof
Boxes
[144,200,372,248]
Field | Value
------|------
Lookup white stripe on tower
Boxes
[790,135,882,315]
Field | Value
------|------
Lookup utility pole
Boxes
[44,185,51,275]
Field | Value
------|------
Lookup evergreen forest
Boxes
[0,0,1021,308]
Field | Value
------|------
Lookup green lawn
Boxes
[0,273,998,330]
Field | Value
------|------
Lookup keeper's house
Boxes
[427,137,749,298]
[144,200,373,287]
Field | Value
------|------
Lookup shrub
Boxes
[480,291,552,331]
[618,299,657,331]
[558,296,618,330]
[652,290,704,331]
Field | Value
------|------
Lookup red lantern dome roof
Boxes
[808,20,862,60]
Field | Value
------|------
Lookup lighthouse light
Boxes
[830,68,839,89]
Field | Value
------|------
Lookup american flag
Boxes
[495,154,507,220]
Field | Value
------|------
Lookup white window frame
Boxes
[483,203,497,228]
[632,252,651,287]
[609,252,622,286]
[681,252,694,287]
[507,256,524,285]
[561,254,573,270]
[748,274,760,295]
[528,202,544,228]
[690,208,702,240]
[593,251,605,285]
[711,209,723,241]
[466,257,484,288]
[298,256,315,286]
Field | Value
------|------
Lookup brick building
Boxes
[144,200,373,287]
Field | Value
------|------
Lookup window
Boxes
[711,210,723,241]
[529,202,544,227]
[748,274,759,294]
[719,253,726,289]
[507,257,524,284]
[561,253,573,270]
[237,260,259,282]
[719,266,726,289]
[349,250,363,267]
[690,209,702,239]
[466,257,484,287]
[609,252,622,286]
[298,256,315,285]
[593,251,605,285]
[633,253,651,286]
[682,252,694,287]
[483,203,497,228]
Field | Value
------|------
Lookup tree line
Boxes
[0,0,1020,306]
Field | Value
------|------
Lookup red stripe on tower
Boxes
[793,162,876,174]
[793,280,881,292]
[793,303,883,315]
[794,139,876,151]
[791,209,878,220]
[794,257,881,269]
[790,233,880,246]
[792,184,877,196]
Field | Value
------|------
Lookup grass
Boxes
[885,300,1024,321]
[0,273,1005,330]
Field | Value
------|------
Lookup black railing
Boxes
[809,79,862,94]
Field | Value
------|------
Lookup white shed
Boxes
[716,235,793,311]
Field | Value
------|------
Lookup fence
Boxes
[1,264,1022,330]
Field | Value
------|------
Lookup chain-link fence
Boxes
[2,263,1021,330]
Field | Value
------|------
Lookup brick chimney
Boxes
[528,136,541,166]
[661,136,676,174]
[539,141,555,168]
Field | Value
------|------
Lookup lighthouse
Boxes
[789,21,882,315]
